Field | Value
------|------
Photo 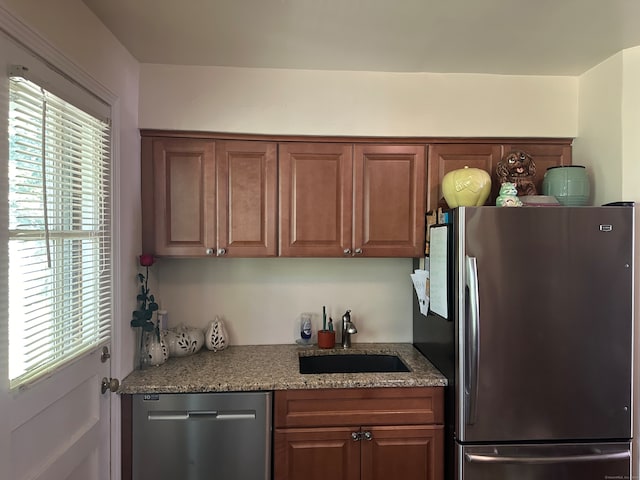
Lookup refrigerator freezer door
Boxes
[456,207,633,443]
[458,442,631,480]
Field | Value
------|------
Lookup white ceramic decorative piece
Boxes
[164,325,204,357]
[205,316,229,352]
[146,329,168,366]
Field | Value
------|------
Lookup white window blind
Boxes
[8,73,112,388]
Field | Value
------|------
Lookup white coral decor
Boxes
[205,316,229,352]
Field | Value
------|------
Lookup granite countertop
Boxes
[118,343,447,394]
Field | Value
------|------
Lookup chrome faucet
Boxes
[341,309,357,348]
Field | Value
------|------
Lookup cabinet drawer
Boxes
[274,387,443,428]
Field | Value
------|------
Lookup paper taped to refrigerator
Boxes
[411,269,430,316]
[429,225,448,319]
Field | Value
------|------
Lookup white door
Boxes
[0,28,115,480]
[4,349,112,480]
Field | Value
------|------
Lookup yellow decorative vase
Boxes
[442,166,492,208]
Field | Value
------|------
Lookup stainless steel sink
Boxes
[299,354,410,374]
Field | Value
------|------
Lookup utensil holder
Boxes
[317,330,336,349]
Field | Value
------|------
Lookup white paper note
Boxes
[429,225,449,319]
[411,269,430,316]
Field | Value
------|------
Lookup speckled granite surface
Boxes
[118,343,447,394]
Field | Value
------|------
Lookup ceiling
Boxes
[81,0,640,76]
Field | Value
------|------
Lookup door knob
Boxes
[343,248,352,256]
[354,248,363,255]
[217,248,227,256]
[101,377,120,394]
[363,431,373,441]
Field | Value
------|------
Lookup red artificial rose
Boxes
[139,254,155,267]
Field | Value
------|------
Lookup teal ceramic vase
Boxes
[542,166,590,206]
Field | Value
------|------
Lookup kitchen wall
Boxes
[574,53,623,206]
[140,64,580,345]
[157,258,413,345]
[140,64,578,137]
[574,44,640,476]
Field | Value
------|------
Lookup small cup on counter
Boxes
[317,330,336,349]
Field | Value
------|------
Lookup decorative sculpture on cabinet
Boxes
[496,150,537,196]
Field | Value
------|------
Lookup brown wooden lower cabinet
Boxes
[362,425,444,480]
[273,387,444,480]
[274,427,361,480]
[274,425,443,480]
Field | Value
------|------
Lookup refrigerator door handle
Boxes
[466,255,480,425]
[465,451,630,465]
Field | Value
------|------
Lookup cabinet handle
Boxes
[205,248,214,256]
[354,248,363,255]
[217,248,227,256]
[363,431,372,441]
[343,248,352,256]
[351,432,361,441]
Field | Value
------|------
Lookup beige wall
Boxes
[157,258,413,345]
[2,0,142,377]
[140,64,578,137]
[622,47,640,201]
[576,45,640,476]
[621,46,640,478]
[574,53,624,205]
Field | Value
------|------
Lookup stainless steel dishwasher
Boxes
[132,391,272,480]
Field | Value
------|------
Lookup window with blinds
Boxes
[8,73,112,388]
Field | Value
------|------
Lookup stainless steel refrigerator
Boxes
[413,206,634,480]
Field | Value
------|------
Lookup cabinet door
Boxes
[216,141,277,257]
[279,143,353,256]
[354,145,426,257]
[501,143,572,195]
[427,144,501,211]
[361,425,444,480]
[144,138,216,256]
[274,427,360,480]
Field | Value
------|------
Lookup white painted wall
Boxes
[140,64,578,137]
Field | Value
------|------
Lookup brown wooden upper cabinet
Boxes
[141,137,277,257]
[427,142,571,210]
[279,143,426,257]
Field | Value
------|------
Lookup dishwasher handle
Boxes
[148,410,257,421]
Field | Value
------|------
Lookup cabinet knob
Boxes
[217,248,227,256]
[205,248,214,255]
[343,248,352,256]
[351,432,361,441]
[354,248,363,255]
[363,431,372,441]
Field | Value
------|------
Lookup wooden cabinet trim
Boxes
[141,129,573,147]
